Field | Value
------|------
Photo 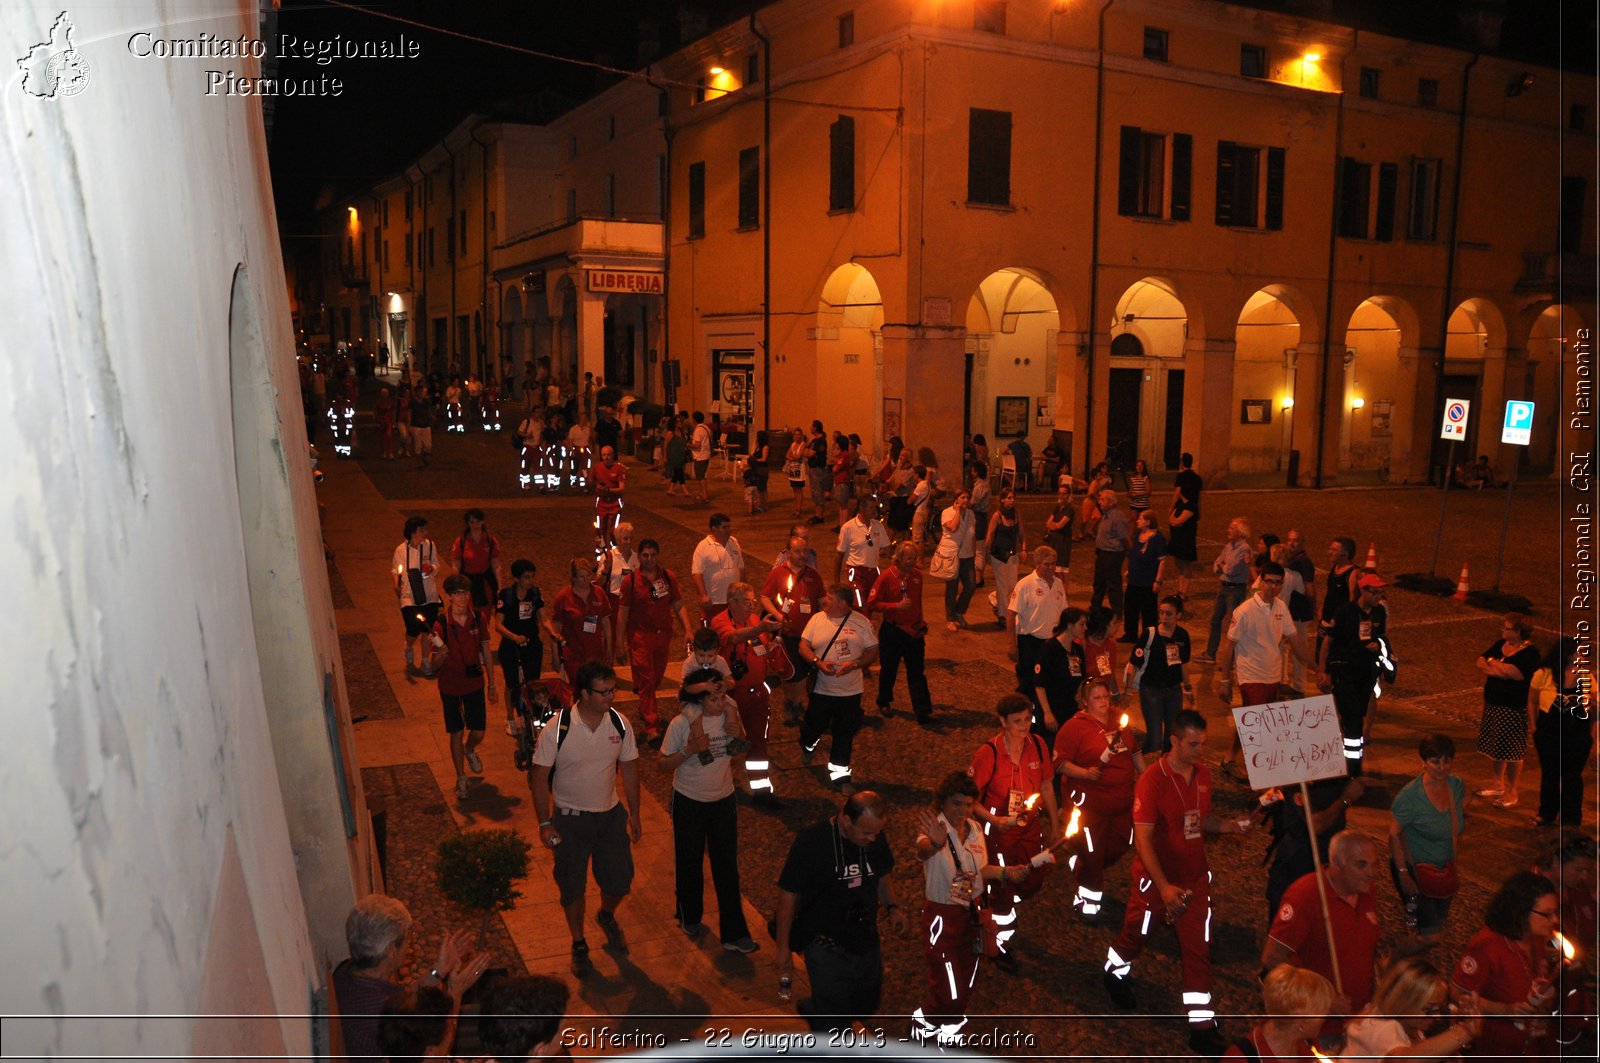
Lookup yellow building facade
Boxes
[658,0,1594,484]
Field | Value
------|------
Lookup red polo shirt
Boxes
[1268,869,1382,1009]
[551,584,612,663]
[1130,757,1212,886]
[592,460,626,515]
[1053,713,1138,816]
[866,565,924,636]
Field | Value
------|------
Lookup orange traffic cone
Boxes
[1453,563,1470,601]
[1365,542,1379,571]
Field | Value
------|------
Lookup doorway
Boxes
[1107,368,1142,472]
[711,348,755,428]
[1162,369,1185,471]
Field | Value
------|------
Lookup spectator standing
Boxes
[1474,612,1540,808]
[939,490,979,632]
[689,412,714,503]
[1126,458,1153,516]
[474,975,570,1062]
[984,487,1024,624]
[1167,452,1202,598]
[1199,517,1253,663]
[783,428,809,519]
[660,668,758,952]
[1033,607,1089,736]
[409,385,435,466]
[1091,491,1133,618]
[529,662,642,966]
[866,542,933,723]
[805,420,830,524]
[1122,509,1169,645]
[1283,529,1318,693]
[664,422,690,496]
[1530,636,1592,827]
[1043,481,1076,576]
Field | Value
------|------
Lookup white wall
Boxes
[0,2,358,1056]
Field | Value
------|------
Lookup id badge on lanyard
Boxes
[1165,642,1183,666]
[1182,809,1202,840]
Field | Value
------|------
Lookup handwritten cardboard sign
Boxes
[1232,695,1348,790]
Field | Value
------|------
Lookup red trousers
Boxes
[983,822,1051,954]
[921,901,980,1028]
[844,565,880,609]
[1068,802,1133,912]
[628,628,672,730]
[730,685,771,759]
[1109,867,1214,1023]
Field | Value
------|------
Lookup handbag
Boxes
[1412,859,1459,899]
[765,636,797,682]
[929,537,960,581]
[805,614,850,693]
[405,541,431,605]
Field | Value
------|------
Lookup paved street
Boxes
[320,391,1590,1058]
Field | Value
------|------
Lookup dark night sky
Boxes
[266,0,1589,227]
[267,0,739,225]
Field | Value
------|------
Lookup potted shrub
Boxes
[436,828,533,944]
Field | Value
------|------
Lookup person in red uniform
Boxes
[451,508,502,611]
[1452,869,1562,1060]
[760,536,827,723]
[590,445,627,546]
[1103,709,1251,1057]
[711,581,783,803]
[544,557,613,686]
[968,693,1061,974]
[1054,677,1144,922]
[865,541,932,722]
[1261,830,1383,1011]
[615,539,690,744]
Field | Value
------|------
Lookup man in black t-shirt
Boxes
[1168,452,1203,597]
[773,792,908,1032]
[592,406,623,453]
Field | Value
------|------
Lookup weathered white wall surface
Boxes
[0,2,367,1056]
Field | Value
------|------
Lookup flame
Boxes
[1023,793,1040,811]
[1064,806,1081,839]
[1310,1048,1328,1061]
[1118,712,1129,729]
[786,574,795,592]
[1554,931,1576,962]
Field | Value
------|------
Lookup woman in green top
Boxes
[1388,732,1469,958]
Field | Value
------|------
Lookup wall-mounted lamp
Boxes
[709,65,725,75]
[1351,397,1366,410]
[1505,71,1534,97]
[1281,397,1295,410]
[1302,51,1321,63]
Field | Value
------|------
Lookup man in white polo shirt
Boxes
[690,512,745,623]
[530,661,642,966]
[835,494,889,608]
[1213,560,1315,779]
[1008,545,1070,732]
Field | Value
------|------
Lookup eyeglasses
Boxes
[587,686,617,697]
[1531,908,1559,920]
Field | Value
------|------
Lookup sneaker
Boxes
[455,777,471,800]
[800,742,816,766]
[596,909,628,952]
[465,749,483,774]
[876,703,895,718]
[722,936,760,955]
[946,621,960,633]
[679,921,709,940]
[1103,970,1137,1009]
[1193,653,1216,665]
[1188,1025,1228,1060]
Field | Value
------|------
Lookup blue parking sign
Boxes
[1501,400,1535,446]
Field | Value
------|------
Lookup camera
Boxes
[728,657,749,682]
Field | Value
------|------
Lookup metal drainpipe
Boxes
[751,10,773,434]
[1314,52,1349,489]
[1433,53,1479,483]
[1085,0,1116,478]
[647,68,674,412]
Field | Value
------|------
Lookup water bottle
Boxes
[778,976,793,1002]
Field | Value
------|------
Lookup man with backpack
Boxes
[530,661,642,967]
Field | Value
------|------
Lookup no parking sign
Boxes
[1440,398,1470,441]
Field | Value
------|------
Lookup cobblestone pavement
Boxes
[323,378,1592,1057]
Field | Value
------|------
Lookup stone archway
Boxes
[966,268,1062,465]
[817,263,885,451]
